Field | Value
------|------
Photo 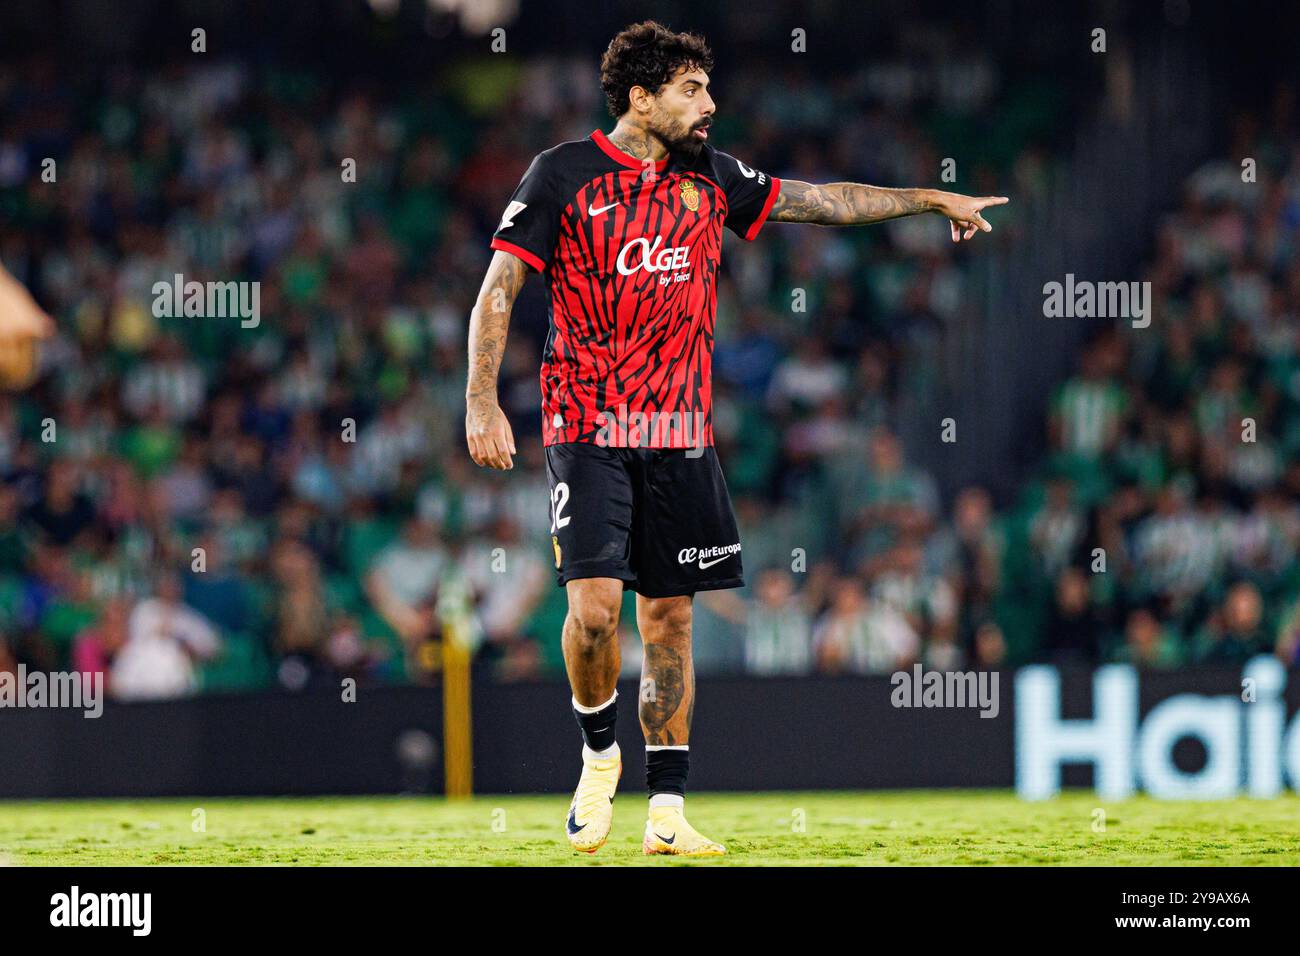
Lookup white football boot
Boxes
[565,743,622,853]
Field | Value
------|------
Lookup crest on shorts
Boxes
[552,535,562,568]
[679,179,700,211]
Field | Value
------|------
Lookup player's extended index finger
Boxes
[978,196,1010,208]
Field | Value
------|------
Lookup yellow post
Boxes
[441,607,474,799]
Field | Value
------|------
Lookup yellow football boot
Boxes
[643,805,726,856]
[565,743,622,853]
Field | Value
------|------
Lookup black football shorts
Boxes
[543,443,744,598]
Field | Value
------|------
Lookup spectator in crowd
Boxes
[870,533,959,648]
[945,487,1004,627]
[1043,566,1105,665]
[111,572,221,700]
[837,427,940,569]
[364,515,445,680]
[270,537,334,688]
[1110,606,1184,670]
[183,535,252,635]
[702,567,816,675]
[460,513,547,676]
[72,596,131,693]
[971,621,1008,669]
[1193,581,1270,665]
[1028,476,1085,582]
[24,461,94,548]
[814,576,919,675]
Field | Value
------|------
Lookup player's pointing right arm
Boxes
[465,248,528,471]
[768,180,1008,242]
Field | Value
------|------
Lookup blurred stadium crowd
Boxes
[0,49,1296,699]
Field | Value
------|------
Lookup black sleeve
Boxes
[490,150,564,271]
[715,149,781,241]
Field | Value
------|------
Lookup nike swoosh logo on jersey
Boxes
[587,201,620,216]
[698,555,732,570]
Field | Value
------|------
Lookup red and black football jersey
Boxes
[490,129,780,449]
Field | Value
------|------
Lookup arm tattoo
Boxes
[639,644,689,746]
[465,250,528,415]
[768,179,935,225]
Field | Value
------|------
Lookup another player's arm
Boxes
[465,249,529,470]
[0,262,55,390]
[768,180,1008,242]
[0,262,54,337]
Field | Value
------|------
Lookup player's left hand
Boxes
[931,193,1009,242]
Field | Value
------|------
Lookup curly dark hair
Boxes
[599,21,714,119]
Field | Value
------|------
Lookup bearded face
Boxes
[649,103,711,160]
[643,66,714,161]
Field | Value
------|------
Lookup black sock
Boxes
[572,693,618,752]
[645,748,689,797]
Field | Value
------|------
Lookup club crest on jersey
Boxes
[679,179,700,211]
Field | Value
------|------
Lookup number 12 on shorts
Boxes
[549,481,571,534]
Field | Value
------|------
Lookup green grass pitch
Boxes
[2,791,1298,866]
